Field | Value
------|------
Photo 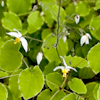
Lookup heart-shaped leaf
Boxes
[18,66,44,99]
[0,40,22,72]
[68,78,87,94]
[2,12,22,31]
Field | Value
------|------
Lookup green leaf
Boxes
[79,8,96,28]
[78,97,84,100]
[7,0,31,14]
[0,40,22,72]
[67,39,74,52]
[27,11,44,33]
[18,66,44,99]
[94,1,100,10]
[0,5,5,19]
[97,85,100,100]
[88,43,100,74]
[2,12,22,31]
[90,16,100,40]
[83,82,97,100]
[62,93,77,100]
[43,61,56,75]
[46,72,63,90]
[31,0,35,3]
[41,29,51,40]
[0,83,8,100]
[68,78,87,94]
[0,71,8,77]
[42,34,68,64]
[37,89,66,100]
[93,84,99,100]
[76,1,90,16]
[9,69,22,99]
[47,4,66,23]
[38,0,56,5]
[6,86,14,100]
[43,9,54,27]
[65,3,75,16]
[65,55,88,68]
[79,67,95,79]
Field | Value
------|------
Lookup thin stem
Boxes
[63,89,85,99]
[56,0,62,47]
[55,0,62,62]
[61,74,68,87]
[22,57,29,68]
[0,74,19,79]
[24,36,43,43]
[50,90,59,100]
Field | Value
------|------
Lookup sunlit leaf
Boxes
[18,66,44,99]
[68,78,87,94]
[0,40,22,72]
[2,12,22,31]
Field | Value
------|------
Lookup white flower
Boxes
[32,5,38,11]
[75,15,80,24]
[80,33,92,46]
[36,52,43,65]
[1,0,4,7]
[53,56,77,77]
[6,29,28,52]
[63,36,67,43]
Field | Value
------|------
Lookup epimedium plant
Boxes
[0,0,100,100]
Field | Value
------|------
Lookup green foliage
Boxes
[0,83,8,100]
[2,12,22,31]
[83,82,98,100]
[0,40,22,72]
[18,66,44,99]
[27,11,44,33]
[46,72,63,90]
[7,0,31,14]
[1,0,100,99]
[0,71,8,77]
[76,1,90,16]
[42,34,68,64]
[37,89,66,100]
[62,93,77,100]
[65,55,88,68]
[9,69,22,99]
[88,43,100,74]
[68,78,87,94]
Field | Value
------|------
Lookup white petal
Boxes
[6,32,20,38]
[63,36,67,43]
[75,15,80,24]
[1,1,4,7]
[60,56,68,67]
[53,66,64,71]
[36,52,43,65]
[85,38,89,44]
[80,35,87,46]
[13,28,22,37]
[67,66,77,72]
[20,37,28,52]
[86,33,92,40]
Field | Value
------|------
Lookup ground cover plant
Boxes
[0,0,100,100]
